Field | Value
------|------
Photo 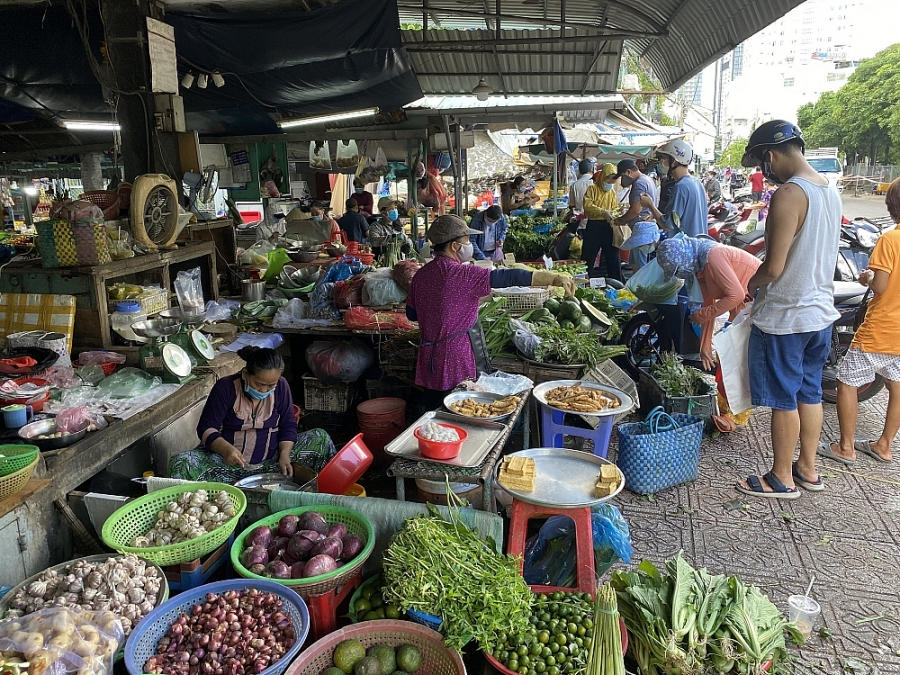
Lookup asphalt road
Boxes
[841,192,890,220]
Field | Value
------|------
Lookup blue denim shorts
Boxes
[749,325,832,410]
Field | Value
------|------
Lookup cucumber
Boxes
[560,320,575,330]
[577,315,593,333]
[543,298,561,315]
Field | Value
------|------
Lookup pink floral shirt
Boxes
[408,256,491,390]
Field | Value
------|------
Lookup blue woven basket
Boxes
[407,608,443,632]
[124,579,309,675]
[616,407,704,495]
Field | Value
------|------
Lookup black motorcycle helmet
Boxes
[741,120,805,184]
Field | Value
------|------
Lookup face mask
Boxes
[761,152,783,185]
[518,186,527,193]
[601,183,614,192]
[639,244,655,255]
[244,380,273,401]
[485,219,497,227]
[457,243,474,262]
[620,175,635,188]
[387,209,399,221]
[354,188,363,193]
[312,214,323,222]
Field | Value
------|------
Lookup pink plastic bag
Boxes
[78,350,127,365]
[491,247,505,262]
[57,406,93,433]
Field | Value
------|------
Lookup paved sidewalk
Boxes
[611,391,899,674]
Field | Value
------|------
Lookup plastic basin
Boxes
[317,433,373,495]
[414,423,468,460]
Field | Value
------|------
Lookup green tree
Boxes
[716,137,747,168]
[620,50,667,121]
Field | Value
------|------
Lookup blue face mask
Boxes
[312,214,323,222]
[601,183,614,192]
[387,209,399,221]
[244,380,273,400]
[354,188,364,194]
[518,186,527,193]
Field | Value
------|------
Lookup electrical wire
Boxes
[176,55,281,111]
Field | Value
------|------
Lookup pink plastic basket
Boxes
[283,619,466,675]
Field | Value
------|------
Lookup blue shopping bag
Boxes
[616,406,704,494]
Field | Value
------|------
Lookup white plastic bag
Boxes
[474,371,534,395]
[273,298,309,328]
[309,141,332,170]
[712,319,753,414]
[373,146,389,176]
[336,140,360,169]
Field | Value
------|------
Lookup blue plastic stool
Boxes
[164,534,234,591]
[539,402,614,457]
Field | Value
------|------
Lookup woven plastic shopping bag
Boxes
[616,406,704,494]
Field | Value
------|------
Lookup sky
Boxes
[856,0,899,58]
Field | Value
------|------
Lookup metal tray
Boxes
[493,447,625,507]
[384,411,505,468]
[234,473,302,492]
[532,380,635,418]
[442,391,520,422]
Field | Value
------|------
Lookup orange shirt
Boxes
[693,246,762,355]
[853,229,900,355]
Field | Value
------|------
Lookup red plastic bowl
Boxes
[317,433,374,495]
[0,378,51,412]
[414,423,468,460]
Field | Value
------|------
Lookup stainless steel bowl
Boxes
[160,308,206,327]
[442,391,520,422]
[233,473,301,491]
[288,250,319,264]
[18,419,87,450]
[130,318,182,340]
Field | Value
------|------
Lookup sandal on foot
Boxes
[735,472,801,500]
[792,462,824,492]
[855,439,891,463]
[815,441,854,465]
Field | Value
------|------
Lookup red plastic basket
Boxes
[73,360,117,375]
[414,423,468,460]
[81,190,121,220]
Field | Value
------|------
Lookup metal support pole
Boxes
[442,115,462,217]
[407,139,418,250]
[553,150,558,220]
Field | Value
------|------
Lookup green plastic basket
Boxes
[347,574,381,623]
[0,445,39,478]
[231,505,375,598]
[101,482,247,567]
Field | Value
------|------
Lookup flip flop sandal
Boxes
[712,414,736,433]
[735,471,801,500]
[815,441,854,465]
[854,439,891,463]
[792,461,824,492]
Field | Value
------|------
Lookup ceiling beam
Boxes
[415,71,613,77]
[406,46,619,57]
[1,143,112,161]
[405,31,664,49]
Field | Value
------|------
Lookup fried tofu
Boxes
[499,455,536,492]
[594,464,621,497]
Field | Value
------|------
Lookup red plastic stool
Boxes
[305,570,363,642]
[507,499,595,594]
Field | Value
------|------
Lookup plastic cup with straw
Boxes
[788,576,821,641]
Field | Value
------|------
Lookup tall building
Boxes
[717,0,863,145]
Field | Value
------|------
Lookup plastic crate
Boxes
[125,579,309,675]
[135,288,168,316]
[491,287,550,316]
[584,360,639,421]
[638,367,718,420]
[303,375,357,412]
[520,355,585,385]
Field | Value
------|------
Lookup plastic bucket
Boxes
[415,478,481,507]
[357,397,406,465]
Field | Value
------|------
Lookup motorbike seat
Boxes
[832,281,867,305]
[730,228,765,245]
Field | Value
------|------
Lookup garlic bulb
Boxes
[26,581,47,598]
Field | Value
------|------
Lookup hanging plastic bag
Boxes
[362,276,407,307]
[272,298,309,328]
[239,239,274,266]
[174,267,205,314]
[625,258,684,304]
[358,156,380,184]
[491,247,505,263]
[335,140,360,169]
[309,141,332,170]
[373,146,389,176]
[306,340,374,383]
[262,248,292,282]
[0,606,124,675]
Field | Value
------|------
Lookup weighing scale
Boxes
[130,318,195,383]
[160,309,216,366]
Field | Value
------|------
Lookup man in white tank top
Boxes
[734,121,841,500]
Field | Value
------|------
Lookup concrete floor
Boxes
[610,388,898,674]
[842,193,892,221]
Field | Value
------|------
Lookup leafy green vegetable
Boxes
[651,352,711,397]
[381,501,533,651]
[532,324,627,369]
[611,553,803,675]
[631,278,685,303]
[504,215,562,260]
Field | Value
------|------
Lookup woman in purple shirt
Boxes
[169,347,335,482]
[407,215,575,407]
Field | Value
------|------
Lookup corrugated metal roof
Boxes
[403,28,622,97]
[405,94,622,110]
[399,0,809,91]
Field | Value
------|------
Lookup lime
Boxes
[370,593,384,610]
[363,611,381,621]
[396,645,422,674]
[324,668,346,675]
[354,656,383,675]
[507,660,519,672]
[361,584,376,600]
[354,598,372,614]
[366,645,396,675]
[384,604,402,620]
[334,640,367,674]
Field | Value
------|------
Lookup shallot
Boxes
[142,589,295,675]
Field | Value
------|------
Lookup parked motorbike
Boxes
[708,202,751,242]
[823,281,884,403]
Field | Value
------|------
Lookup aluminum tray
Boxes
[532,379,635,417]
[385,411,505,468]
[493,447,625,507]
[442,391,520,422]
